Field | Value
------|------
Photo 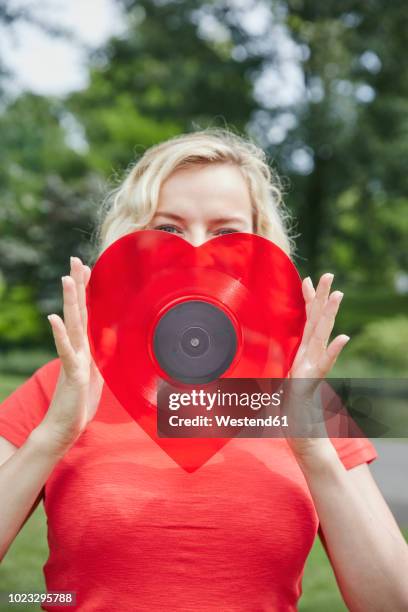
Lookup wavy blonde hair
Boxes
[92,128,294,261]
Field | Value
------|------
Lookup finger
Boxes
[84,265,92,286]
[302,277,315,303]
[70,257,87,335]
[316,334,350,377]
[302,277,316,318]
[62,276,84,352]
[47,314,77,371]
[301,273,334,345]
[82,265,92,338]
[305,291,344,361]
[290,278,316,364]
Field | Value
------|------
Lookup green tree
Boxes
[1,0,408,349]
[0,94,95,346]
[68,0,408,288]
[273,1,408,284]
[68,0,263,173]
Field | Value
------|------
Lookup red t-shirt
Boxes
[0,359,377,611]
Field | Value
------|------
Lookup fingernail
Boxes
[336,291,344,301]
[342,335,350,344]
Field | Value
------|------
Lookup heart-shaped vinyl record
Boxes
[86,230,306,471]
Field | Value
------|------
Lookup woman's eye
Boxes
[215,228,239,236]
[155,224,183,234]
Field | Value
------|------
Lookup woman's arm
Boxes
[0,256,104,561]
[0,426,73,561]
[285,273,408,610]
[300,446,408,611]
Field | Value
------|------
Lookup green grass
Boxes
[300,539,350,611]
[1,373,407,610]
[0,505,49,611]
[301,530,408,610]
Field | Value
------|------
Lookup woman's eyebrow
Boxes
[152,212,184,222]
[209,216,247,225]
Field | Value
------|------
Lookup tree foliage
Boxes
[0,0,407,348]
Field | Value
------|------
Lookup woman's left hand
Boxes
[282,272,350,462]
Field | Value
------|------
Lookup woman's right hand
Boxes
[40,256,104,451]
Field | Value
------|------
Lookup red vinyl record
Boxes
[86,230,306,471]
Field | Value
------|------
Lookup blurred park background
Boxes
[0,0,407,610]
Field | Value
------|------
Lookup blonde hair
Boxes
[92,128,294,261]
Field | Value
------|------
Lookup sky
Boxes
[0,0,311,172]
[1,0,304,105]
[1,0,125,95]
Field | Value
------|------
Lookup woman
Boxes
[0,129,407,611]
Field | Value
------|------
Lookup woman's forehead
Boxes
[157,163,252,218]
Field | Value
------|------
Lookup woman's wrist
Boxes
[290,438,341,475]
[28,423,79,459]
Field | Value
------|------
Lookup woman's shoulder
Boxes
[0,357,62,447]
